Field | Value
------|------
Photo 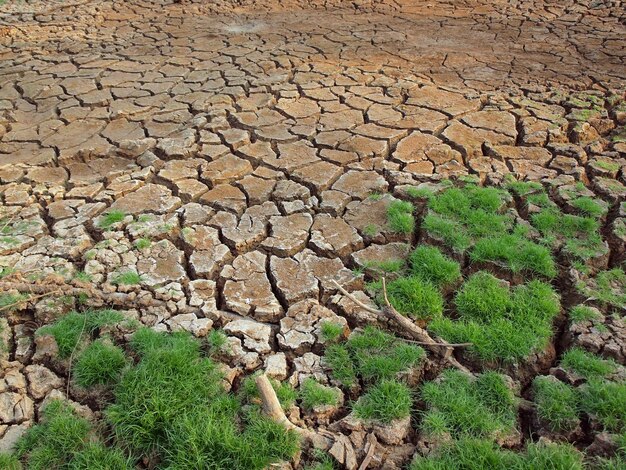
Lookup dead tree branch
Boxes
[332,279,473,375]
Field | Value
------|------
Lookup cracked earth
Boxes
[0,0,625,468]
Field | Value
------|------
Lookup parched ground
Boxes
[0,0,625,468]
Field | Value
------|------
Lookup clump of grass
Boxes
[98,210,126,230]
[505,178,543,197]
[0,293,28,313]
[576,268,626,310]
[299,378,340,410]
[111,271,143,286]
[470,233,557,279]
[325,344,357,386]
[354,379,412,423]
[422,214,471,252]
[319,322,344,343]
[531,207,606,262]
[406,186,434,199]
[324,327,424,388]
[569,305,601,323]
[409,438,583,470]
[561,348,616,380]
[347,327,424,383]
[73,339,127,388]
[408,245,461,288]
[207,329,228,355]
[240,373,297,410]
[420,370,517,439]
[37,310,124,358]
[370,276,443,321]
[107,329,299,468]
[430,272,560,363]
[532,376,579,433]
[454,272,512,322]
[579,380,626,433]
[73,271,93,283]
[0,453,21,470]
[134,238,151,250]
[15,400,131,470]
[362,224,379,237]
[570,196,607,219]
[387,200,415,234]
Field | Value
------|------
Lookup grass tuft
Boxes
[111,271,143,286]
[387,200,415,234]
[73,339,127,388]
[37,310,124,358]
[470,234,556,278]
[409,438,583,470]
[560,348,616,380]
[579,380,626,433]
[98,210,126,230]
[107,328,299,468]
[431,273,560,363]
[420,370,517,439]
[299,378,340,410]
[569,305,601,323]
[15,400,131,470]
[370,276,443,321]
[319,322,345,343]
[409,245,461,288]
[532,376,579,433]
[354,379,412,423]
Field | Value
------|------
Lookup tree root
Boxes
[332,279,473,375]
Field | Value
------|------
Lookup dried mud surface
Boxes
[0,0,625,468]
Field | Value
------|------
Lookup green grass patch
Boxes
[531,207,606,262]
[0,453,21,470]
[387,200,415,234]
[324,327,424,387]
[106,329,299,467]
[354,379,412,423]
[532,376,579,433]
[319,322,344,343]
[470,233,556,278]
[369,276,443,321]
[37,310,124,358]
[98,210,126,230]
[576,268,626,310]
[409,438,583,470]
[430,272,560,363]
[408,245,461,288]
[420,370,517,439]
[73,339,127,388]
[15,400,132,470]
[134,238,151,250]
[561,348,616,380]
[111,271,143,286]
[579,380,626,433]
[207,329,229,355]
[569,305,602,323]
[570,196,607,219]
[299,378,340,410]
[324,344,357,387]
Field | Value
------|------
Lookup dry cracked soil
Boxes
[0,0,625,469]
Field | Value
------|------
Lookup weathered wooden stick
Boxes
[255,374,315,439]
[358,433,378,470]
[331,279,473,374]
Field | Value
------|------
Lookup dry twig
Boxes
[332,278,472,374]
